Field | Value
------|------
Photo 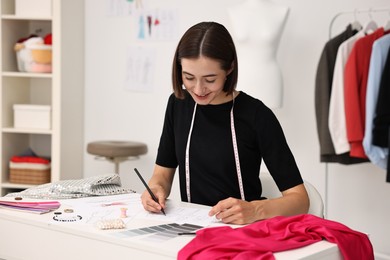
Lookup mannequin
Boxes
[228,0,290,108]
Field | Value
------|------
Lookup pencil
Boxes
[134,168,166,216]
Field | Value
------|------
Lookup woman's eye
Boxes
[185,77,194,81]
[205,79,216,83]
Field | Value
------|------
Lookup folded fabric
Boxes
[10,156,50,164]
[9,161,51,170]
[178,214,374,260]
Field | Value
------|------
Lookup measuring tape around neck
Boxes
[184,94,245,203]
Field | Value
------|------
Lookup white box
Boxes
[15,0,52,17]
[13,104,51,129]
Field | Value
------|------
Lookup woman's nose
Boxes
[193,80,204,93]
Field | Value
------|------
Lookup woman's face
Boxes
[181,56,231,105]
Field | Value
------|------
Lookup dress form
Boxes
[228,0,290,108]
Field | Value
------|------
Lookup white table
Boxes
[0,194,342,260]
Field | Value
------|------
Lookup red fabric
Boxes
[178,214,374,260]
[10,156,50,164]
[344,28,384,158]
[44,33,52,45]
[16,34,38,43]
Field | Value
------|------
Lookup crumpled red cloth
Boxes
[178,214,374,260]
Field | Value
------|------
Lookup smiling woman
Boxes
[140,21,309,225]
[181,56,233,105]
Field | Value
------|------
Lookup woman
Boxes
[141,21,309,225]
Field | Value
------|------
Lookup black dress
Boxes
[156,90,303,206]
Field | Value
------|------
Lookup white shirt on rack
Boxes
[328,30,365,154]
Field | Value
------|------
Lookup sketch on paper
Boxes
[124,46,156,92]
[135,8,179,41]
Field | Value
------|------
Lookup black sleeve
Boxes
[373,45,390,147]
[256,104,303,191]
[155,94,178,168]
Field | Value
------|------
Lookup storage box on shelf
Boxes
[9,167,51,184]
[8,151,51,185]
[13,104,51,129]
[15,42,52,73]
[15,0,52,17]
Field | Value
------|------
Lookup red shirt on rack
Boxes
[344,27,385,158]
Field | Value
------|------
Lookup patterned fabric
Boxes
[5,174,134,199]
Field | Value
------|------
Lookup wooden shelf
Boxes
[1,14,51,20]
[0,182,36,189]
[2,127,52,134]
[0,0,84,196]
[2,71,52,78]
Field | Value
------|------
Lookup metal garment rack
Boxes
[329,8,390,38]
[324,7,389,218]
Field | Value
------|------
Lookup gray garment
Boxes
[315,24,368,164]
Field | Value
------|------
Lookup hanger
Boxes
[351,9,363,31]
[362,9,378,34]
[384,11,390,31]
[329,8,389,39]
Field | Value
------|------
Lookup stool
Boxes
[87,141,148,174]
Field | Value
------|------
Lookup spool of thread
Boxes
[120,207,128,218]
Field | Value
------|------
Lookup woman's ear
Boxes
[226,62,235,76]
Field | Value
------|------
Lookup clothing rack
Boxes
[329,8,390,38]
[324,7,389,218]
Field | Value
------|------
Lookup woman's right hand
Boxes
[140,165,175,214]
[140,185,166,214]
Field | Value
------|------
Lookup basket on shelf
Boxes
[9,155,51,185]
[14,34,52,73]
[9,168,51,185]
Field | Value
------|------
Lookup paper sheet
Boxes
[53,193,220,227]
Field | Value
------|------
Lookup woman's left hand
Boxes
[208,197,263,225]
[208,184,309,225]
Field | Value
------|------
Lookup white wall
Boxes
[84,0,390,257]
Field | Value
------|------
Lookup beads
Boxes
[96,219,126,230]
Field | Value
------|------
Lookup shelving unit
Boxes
[0,0,84,196]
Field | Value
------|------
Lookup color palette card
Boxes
[112,223,202,242]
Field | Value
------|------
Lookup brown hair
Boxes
[172,22,238,99]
